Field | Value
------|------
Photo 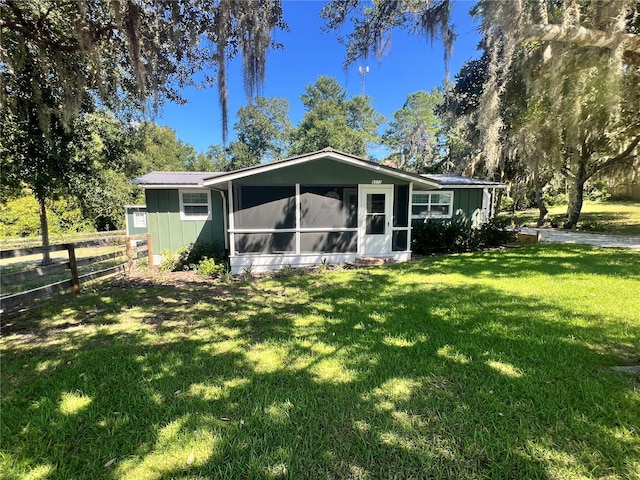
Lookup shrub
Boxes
[499,195,515,213]
[158,242,223,272]
[548,215,567,228]
[412,214,516,255]
[544,192,569,206]
[475,217,518,247]
[197,257,225,277]
[584,181,610,202]
[578,220,609,232]
[159,246,189,272]
[185,241,222,266]
[412,214,472,255]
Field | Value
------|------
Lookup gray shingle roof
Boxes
[422,174,503,186]
[133,171,223,186]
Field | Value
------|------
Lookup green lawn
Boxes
[503,200,640,234]
[2,245,639,479]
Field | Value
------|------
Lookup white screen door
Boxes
[359,185,393,255]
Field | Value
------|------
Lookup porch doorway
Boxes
[359,185,393,255]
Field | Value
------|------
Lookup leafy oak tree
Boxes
[1,0,285,260]
[324,0,640,228]
[474,0,640,229]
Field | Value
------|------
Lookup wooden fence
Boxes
[0,233,152,314]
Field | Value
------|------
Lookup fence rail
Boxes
[0,231,126,249]
[0,233,152,313]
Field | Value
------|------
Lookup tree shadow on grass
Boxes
[404,244,640,279]
[1,246,639,479]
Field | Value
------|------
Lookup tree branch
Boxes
[587,134,640,178]
[521,24,640,55]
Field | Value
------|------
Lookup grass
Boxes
[503,200,640,235]
[1,245,639,479]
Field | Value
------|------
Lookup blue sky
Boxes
[158,0,481,157]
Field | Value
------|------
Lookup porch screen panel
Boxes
[393,185,409,227]
[300,232,357,253]
[235,232,295,254]
[234,186,295,229]
[300,186,357,228]
[392,230,408,251]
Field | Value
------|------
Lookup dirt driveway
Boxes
[521,227,640,251]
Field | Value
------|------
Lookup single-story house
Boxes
[134,148,504,273]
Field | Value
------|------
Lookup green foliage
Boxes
[234,96,292,163]
[499,195,515,213]
[0,192,91,238]
[196,257,225,277]
[412,214,516,255]
[584,182,611,202]
[577,220,609,232]
[67,112,145,230]
[382,89,444,172]
[290,76,384,156]
[159,242,223,272]
[0,195,41,238]
[158,246,190,272]
[133,123,202,173]
[1,1,286,245]
[185,242,223,266]
[472,1,640,228]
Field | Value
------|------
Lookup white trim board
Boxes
[229,252,411,274]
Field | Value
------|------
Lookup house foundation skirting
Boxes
[230,252,411,274]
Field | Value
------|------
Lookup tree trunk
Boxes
[563,176,586,230]
[535,190,548,227]
[38,196,53,266]
[533,162,548,227]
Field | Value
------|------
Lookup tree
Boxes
[1,0,286,259]
[473,0,640,229]
[382,89,443,172]
[234,96,292,163]
[67,112,145,230]
[324,1,640,228]
[290,76,384,156]
[133,124,201,173]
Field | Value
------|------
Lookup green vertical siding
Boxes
[452,188,483,219]
[146,189,226,253]
[125,207,148,236]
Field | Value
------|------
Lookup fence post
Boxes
[125,236,134,276]
[145,233,153,267]
[66,243,81,297]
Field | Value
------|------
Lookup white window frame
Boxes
[179,189,212,221]
[133,211,147,228]
[411,190,454,219]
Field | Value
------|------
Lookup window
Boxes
[133,212,146,228]
[412,191,453,219]
[180,190,211,221]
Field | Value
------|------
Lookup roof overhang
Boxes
[420,174,507,189]
[135,183,205,189]
[201,148,441,189]
[428,183,507,189]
